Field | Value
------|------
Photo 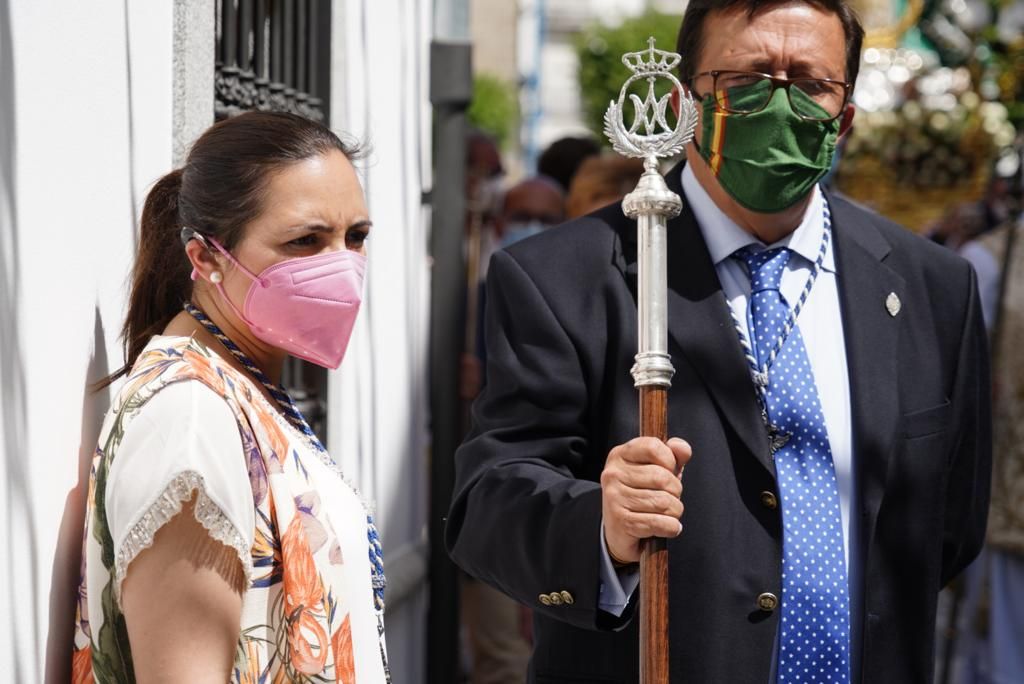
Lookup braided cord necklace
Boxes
[183,302,387,612]
[185,303,323,449]
[726,202,832,454]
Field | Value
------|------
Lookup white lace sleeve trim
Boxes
[113,469,254,604]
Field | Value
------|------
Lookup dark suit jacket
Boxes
[445,165,991,683]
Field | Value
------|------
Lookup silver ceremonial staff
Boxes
[604,37,698,683]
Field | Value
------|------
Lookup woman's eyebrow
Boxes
[287,220,372,234]
[286,223,336,234]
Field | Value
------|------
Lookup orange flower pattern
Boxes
[71,645,94,684]
[72,336,388,682]
[333,615,357,684]
[282,516,329,674]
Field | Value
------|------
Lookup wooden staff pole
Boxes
[639,386,670,681]
[627,189,678,684]
[604,37,698,682]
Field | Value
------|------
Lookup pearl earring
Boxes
[210,272,223,284]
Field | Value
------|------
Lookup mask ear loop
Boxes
[181,228,264,327]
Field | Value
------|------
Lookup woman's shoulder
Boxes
[133,334,231,388]
[110,334,251,415]
[100,334,251,465]
[104,369,248,487]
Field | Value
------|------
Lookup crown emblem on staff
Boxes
[624,37,682,74]
[604,37,698,167]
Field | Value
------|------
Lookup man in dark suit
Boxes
[445,0,991,681]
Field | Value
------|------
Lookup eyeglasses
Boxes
[689,70,852,122]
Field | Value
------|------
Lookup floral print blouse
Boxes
[72,335,389,682]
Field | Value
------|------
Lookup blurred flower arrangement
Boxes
[836,50,1016,230]
[835,0,1022,231]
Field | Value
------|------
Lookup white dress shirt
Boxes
[598,166,861,662]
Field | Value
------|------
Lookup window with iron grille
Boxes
[215,0,331,123]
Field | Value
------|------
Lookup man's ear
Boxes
[838,103,855,138]
[675,84,705,148]
[670,84,695,118]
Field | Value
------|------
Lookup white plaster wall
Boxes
[0,1,176,681]
[329,0,433,682]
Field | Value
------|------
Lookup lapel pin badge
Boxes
[886,292,901,317]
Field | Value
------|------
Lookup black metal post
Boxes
[270,0,282,82]
[428,39,473,684]
[236,0,255,110]
[254,0,267,78]
[307,0,318,97]
[268,0,285,110]
[312,0,331,122]
[220,0,237,67]
[296,0,307,94]
[237,0,253,70]
[282,0,295,104]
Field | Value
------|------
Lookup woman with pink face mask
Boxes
[71,112,390,683]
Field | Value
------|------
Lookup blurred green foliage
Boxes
[467,74,519,149]
[575,11,683,142]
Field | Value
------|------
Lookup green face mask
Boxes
[697,80,841,214]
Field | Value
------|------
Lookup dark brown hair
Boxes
[676,0,865,86]
[100,111,362,387]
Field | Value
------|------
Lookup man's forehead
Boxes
[697,3,846,73]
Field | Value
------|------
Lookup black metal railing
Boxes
[215,0,331,122]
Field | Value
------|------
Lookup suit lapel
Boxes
[828,194,904,549]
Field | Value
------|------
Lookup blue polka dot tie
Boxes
[736,247,851,683]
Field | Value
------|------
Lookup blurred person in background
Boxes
[461,176,566,403]
[927,201,987,251]
[465,129,506,283]
[537,135,601,194]
[952,173,1024,684]
[460,130,505,410]
[981,175,1014,236]
[467,129,505,189]
[460,174,565,684]
[496,177,566,248]
[566,153,647,219]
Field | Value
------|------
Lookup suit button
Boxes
[757,592,779,612]
[560,591,574,605]
[549,592,564,605]
[539,594,552,606]
[760,491,778,510]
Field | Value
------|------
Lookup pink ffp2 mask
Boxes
[201,238,366,369]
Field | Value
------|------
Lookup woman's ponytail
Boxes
[99,169,190,387]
